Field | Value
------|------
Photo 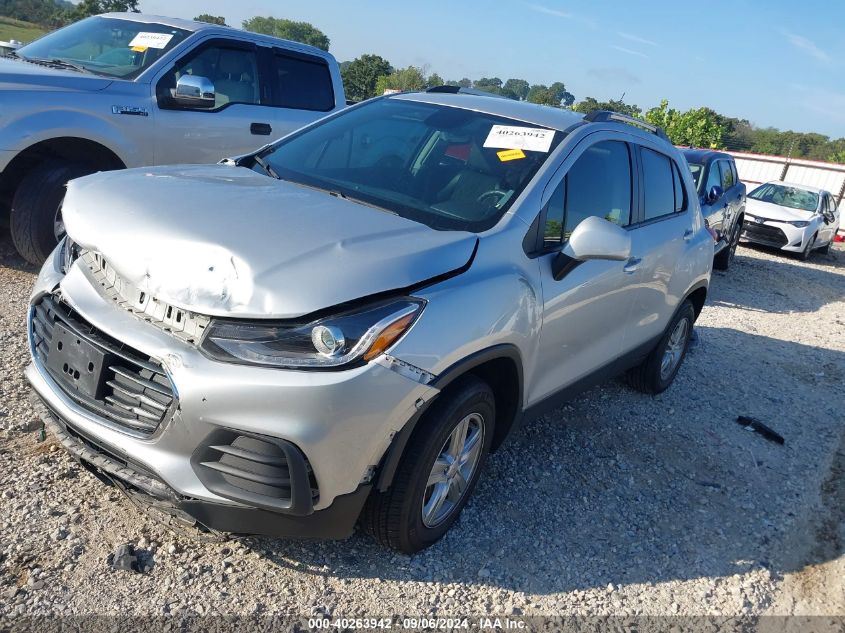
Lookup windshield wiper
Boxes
[252,155,280,180]
[26,57,93,74]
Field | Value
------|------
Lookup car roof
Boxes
[101,12,211,32]
[761,181,826,194]
[680,148,732,163]
[391,92,585,132]
[100,13,336,59]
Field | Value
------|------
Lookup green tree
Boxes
[549,81,575,107]
[374,65,426,95]
[64,0,138,21]
[572,96,642,117]
[426,72,444,88]
[242,16,330,51]
[341,54,392,101]
[644,99,725,148]
[503,78,530,100]
[194,14,227,25]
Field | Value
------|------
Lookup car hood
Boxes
[62,165,478,319]
[0,56,113,91]
[746,198,816,222]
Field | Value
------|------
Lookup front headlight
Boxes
[788,220,810,228]
[61,236,80,273]
[200,298,425,369]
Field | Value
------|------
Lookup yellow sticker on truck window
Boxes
[131,46,147,52]
[497,148,526,162]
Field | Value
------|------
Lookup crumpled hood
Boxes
[62,165,477,318]
[0,56,113,91]
[746,198,817,222]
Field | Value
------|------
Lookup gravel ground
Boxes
[0,229,843,622]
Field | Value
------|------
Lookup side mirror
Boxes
[707,185,723,204]
[551,216,631,280]
[174,75,216,108]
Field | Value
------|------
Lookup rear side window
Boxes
[542,140,632,246]
[671,162,685,212]
[271,51,334,111]
[641,148,675,221]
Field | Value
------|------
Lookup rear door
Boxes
[264,47,338,140]
[625,145,699,351]
[153,39,277,164]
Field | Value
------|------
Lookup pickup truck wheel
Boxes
[361,375,495,553]
[10,162,94,265]
[714,221,741,271]
[627,300,695,395]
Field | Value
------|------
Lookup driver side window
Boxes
[704,161,722,196]
[542,140,632,249]
[157,43,260,110]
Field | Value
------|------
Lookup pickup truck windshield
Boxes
[748,183,819,212]
[261,98,563,232]
[17,16,189,80]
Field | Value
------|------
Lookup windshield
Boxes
[260,98,563,232]
[688,163,704,191]
[748,183,819,212]
[18,16,190,79]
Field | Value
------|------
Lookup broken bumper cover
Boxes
[31,390,372,539]
[25,252,440,536]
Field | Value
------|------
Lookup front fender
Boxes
[0,100,144,167]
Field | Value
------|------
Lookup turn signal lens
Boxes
[363,313,417,361]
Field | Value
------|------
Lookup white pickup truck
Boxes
[0,13,346,264]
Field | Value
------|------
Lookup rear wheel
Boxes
[627,300,695,395]
[361,376,495,553]
[10,162,95,265]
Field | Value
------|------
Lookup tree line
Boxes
[5,2,845,162]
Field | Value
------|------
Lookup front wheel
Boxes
[10,162,95,265]
[799,233,817,261]
[627,300,695,395]
[361,376,495,553]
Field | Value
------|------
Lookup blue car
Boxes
[682,149,746,271]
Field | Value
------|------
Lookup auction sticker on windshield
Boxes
[484,125,555,152]
[128,32,174,49]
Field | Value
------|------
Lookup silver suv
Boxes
[0,13,344,265]
[27,92,712,553]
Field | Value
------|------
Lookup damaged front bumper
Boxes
[25,249,440,538]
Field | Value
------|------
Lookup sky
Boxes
[136,0,845,138]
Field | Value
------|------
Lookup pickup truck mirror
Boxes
[174,75,216,108]
[707,185,723,204]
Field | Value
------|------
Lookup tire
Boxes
[714,220,741,271]
[361,375,495,553]
[817,236,831,255]
[798,233,817,261]
[10,162,95,265]
[627,300,695,395]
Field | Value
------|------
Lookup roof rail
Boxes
[584,110,670,142]
[425,85,508,100]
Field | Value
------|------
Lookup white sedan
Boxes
[741,181,840,260]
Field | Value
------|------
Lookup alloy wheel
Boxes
[660,318,689,381]
[421,413,485,528]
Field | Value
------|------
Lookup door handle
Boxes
[623,257,641,274]
[250,122,272,136]
[683,229,694,242]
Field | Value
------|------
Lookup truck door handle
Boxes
[683,229,694,242]
[623,257,641,274]
[250,122,272,136]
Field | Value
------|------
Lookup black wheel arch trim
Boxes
[375,343,524,492]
